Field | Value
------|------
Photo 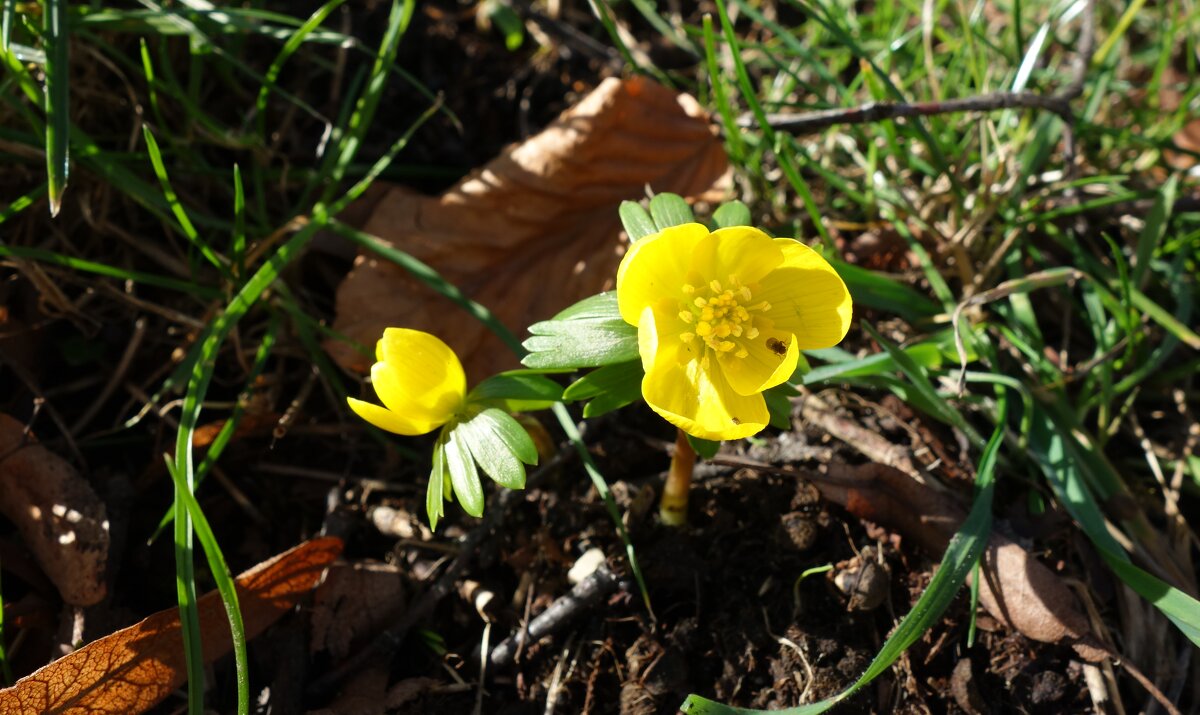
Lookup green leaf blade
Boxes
[711,200,751,229]
[648,192,694,230]
[461,408,537,490]
[619,200,658,240]
[445,426,484,517]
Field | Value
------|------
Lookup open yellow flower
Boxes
[347,328,467,435]
[617,223,852,441]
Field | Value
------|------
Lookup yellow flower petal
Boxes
[754,239,852,350]
[346,397,445,436]
[718,328,798,396]
[693,226,784,285]
[616,222,709,325]
[371,328,467,426]
[638,307,767,441]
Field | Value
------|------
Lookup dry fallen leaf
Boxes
[1160,66,1200,171]
[814,462,1107,662]
[310,561,407,660]
[0,413,109,606]
[327,76,729,379]
[0,537,343,714]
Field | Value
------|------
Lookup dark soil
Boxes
[0,1,1176,714]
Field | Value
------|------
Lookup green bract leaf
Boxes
[522,292,639,369]
[445,426,484,517]
[563,360,643,400]
[427,432,448,530]
[460,408,535,490]
[619,200,658,240]
[564,360,645,418]
[648,192,694,230]
[687,434,720,459]
[763,384,794,431]
[711,200,751,228]
[468,370,563,411]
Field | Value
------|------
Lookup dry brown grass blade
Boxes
[0,537,343,714]
[0,413,109,606]
[326,75,730,380]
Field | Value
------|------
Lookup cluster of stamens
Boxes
[677,276,770,358]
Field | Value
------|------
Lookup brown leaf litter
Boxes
[0,413,109,606]
[326,75,730,380]
[0,537,342,715]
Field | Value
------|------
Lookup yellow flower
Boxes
[616,223,852,441]
[347,328,467,435]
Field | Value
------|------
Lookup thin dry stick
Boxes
[745,0,1096,135]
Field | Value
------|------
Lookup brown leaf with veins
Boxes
[0,413,109,606]
[814,462,1107,662]
[327,76,729,379]
[0,537,342,714]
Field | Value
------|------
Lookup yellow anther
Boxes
[731,324,743,337]
[683,284,696,294]
[745,326,760,340]
[678,311,694,324]
[734,347,749,359]
[701,307,714,321]
[710,279,722,292]
[680,332,695,343]
[696,321,713,337]
[751,301,771,312]
[718,340,736,352]
[714,323,732,338]
[694,297,708,308]
[735,306,749,321]
[739,287,752,301]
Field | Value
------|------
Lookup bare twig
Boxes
[488,566,622,668]
[746,0,1095,135]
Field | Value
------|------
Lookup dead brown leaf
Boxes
[310,561,407,660]
[326,76,730,379]
[0,537,343,715]
[0,413,109,606]
[814,462,1107,662]
[1160,66,1200,170]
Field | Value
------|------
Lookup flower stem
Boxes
[660,429,696,526]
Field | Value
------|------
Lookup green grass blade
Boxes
[163,95,434,715]
[149,313,279,544]
[255,0,345,143]
[1130,174,1177,289]
[318,0,414,205]
[681,409,1005,714]
[1,0,14,53]
[552,403,652,614]
[702,15,745,164]
[0,242,222,299]
[861,321,984,447]
[1027,404,1200,646]
[0,182,47,224]
[43,0,70,216]
[142,125,230,278]
[165,459,249,714]
[231,163,246,278]
[328,220,523,356]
